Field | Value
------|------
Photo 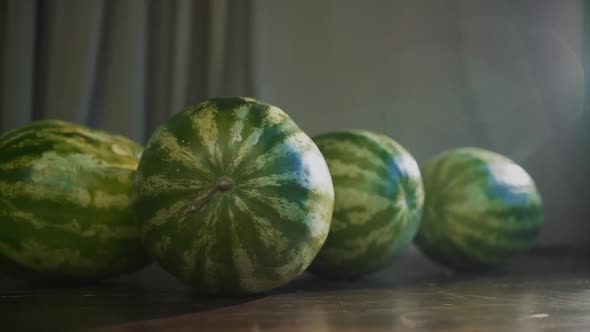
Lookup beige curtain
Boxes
[0,0,254,142]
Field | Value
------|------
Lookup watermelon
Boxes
[415,148,543,271]
[308,130,424,278]
[134,97,334,294]
[0,120,149,281]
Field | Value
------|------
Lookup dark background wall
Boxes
[252,0,589,249]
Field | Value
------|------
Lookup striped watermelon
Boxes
[134,97,334,294]
[0,121,149,281]
[308,130,424,278]
[415,148,543,271]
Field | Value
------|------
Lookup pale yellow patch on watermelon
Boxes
[110,142,132,156]
[32,151,99,175]
[92,191,129,209]
[0,240,90,274]
[192,107,222,169]
[137,174,207,197]
[0,181,91,208]
[229,105,249,143]
[265,106,287,126]
[44,129,138,170]
[153,129,210,177]
[230,128,262,173]
[30,151,134,185]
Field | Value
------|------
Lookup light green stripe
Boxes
[230,128,262,173]
[317,226,394,265]
[333,187,393,226]
[263,105,289,126]
[181,196,223,281]
[0,155,37,170]
[141,197,194,234]
[229,207,258,291]
[317,137,384,169]
[253,132,312,170]
[232,196,288,252]
[0,210,137,239]
[136,174,207,197]
[154,128,212,179]
[229,105,249,144]
[191,106,223,169]
[272,246,315,284]
[239,172,299,188]
[2,129,139,170]
[446,221,533,255]
[0,181,91,207]
[444,203,542,230]
[0,240,88,274]
[30,151,132,183]
[0,181,129,209]
[327,159,385,184]
[241,190,307,222]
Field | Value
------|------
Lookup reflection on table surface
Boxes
[1,249,588,332]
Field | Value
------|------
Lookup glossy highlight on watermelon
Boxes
[0,120,149,281]
[415,148,543,272]
[308,130,424,279]
[134,97,334,294]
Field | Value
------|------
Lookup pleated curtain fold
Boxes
[0,0,255,143]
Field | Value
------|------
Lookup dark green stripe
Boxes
[322,152,389,187]
[0,213,145,277]
[0,168,33,182]
[161,112,219,175]
[236,194,311,266]
[427,154,482,196]
[0,142,57,164]
[6,195,131,226]
[435,164,487,198]
[315,131,389,162]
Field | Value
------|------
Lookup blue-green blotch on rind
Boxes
[308,130,424,279]
[0,120,150,281]
[414,147,543,272]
